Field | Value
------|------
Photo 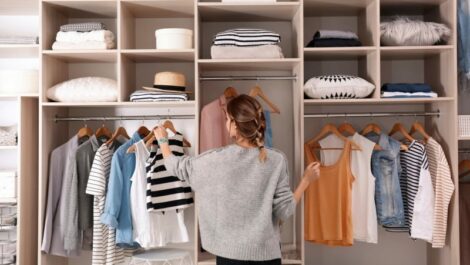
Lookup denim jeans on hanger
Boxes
[365,132,405,227]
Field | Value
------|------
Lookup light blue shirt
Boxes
[101,132,142,247]
[264,110,273,148]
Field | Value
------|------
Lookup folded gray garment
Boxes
[211,44,284,59]
[314,30,359,40]
[60,22,107,32]
[0,36,38,44]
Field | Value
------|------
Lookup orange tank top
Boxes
[304,140,355,246]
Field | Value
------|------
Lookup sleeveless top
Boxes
[304,140,355,246]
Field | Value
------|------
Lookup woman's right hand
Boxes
[303,162,320,183]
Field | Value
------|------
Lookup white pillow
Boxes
[381,17,451,46]
[304,75,375,99]
[47,77,118,102]
[0,125,16,146]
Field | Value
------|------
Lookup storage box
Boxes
[0,172,16,200]
[0,70,38,95]
[155,28,193,49]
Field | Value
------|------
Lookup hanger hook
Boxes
[83,119,87,128]
[167,109,170,120]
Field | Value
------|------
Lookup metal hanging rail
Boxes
[199,75,297,81]
[304,110,440,119]
[54,114,195,122]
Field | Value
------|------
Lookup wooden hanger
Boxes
[106,126,130,146]
[306,123,361,151]
[459,160,470,180]
[389,123,414,151]
[224,86,238,99]
[95,122,112,140]
[338,122,356,137]
[361,123,382,136]
[409,121,430,142]
[249,85,281,114]
[137,125,150,139]
[77,123,93,139]
[163,119,191,147]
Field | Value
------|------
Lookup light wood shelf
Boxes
[42,50,117,62]
[121,49,195,62]
[0,146,18,150]
[121,0,194,18]
[198,58,301,71]
[0,44,39,58]
[197,259,302,265]
[304,47,376,59]
[198,2,300,21]
[41,101,196,108]
[0,0,38,15]
[304,97,455,105]
[41,0,117,18]
[380,45,454,59]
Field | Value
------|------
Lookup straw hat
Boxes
[143,71,192,94]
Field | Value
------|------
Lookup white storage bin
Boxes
[0,70,38,95]
[155,28,193,49]
[459,115,470,138]
[0,172,16,201]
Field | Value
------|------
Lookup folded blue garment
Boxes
[381,83,432,93]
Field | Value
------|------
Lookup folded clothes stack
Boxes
[0,36,38,44]
[306,30,362,47]
[130,90,188,102]
[52,22,115,50]
[381,83,438,98]
[211,28,284,59]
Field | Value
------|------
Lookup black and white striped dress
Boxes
[399,140,429,229]
[146,132,194,212]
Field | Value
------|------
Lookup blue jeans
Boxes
[366,133,405,227]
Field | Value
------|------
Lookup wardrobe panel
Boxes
[41,1,118,51]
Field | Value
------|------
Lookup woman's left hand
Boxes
[154,126,168,141]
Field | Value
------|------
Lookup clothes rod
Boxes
[199,75,297,81]
[54,114,195,122]
[304,111,440,119]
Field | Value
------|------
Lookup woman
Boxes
[154,94,320,265]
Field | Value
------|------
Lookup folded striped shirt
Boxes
[146,133,194,213]
[60,22,107,32]
[213,28,281,47]
[130,90,188,102]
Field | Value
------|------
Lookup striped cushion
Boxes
[213,28,281,47]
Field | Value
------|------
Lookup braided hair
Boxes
[226,94,267,162]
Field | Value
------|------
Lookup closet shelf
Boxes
[304,47,376,59]
[0,44,39,58]
[459,136,470,141]
[0,146,18,150]
[380,45,454,59]
[304,97,454,105]
[41,101,196,108]
[121,49,195,62]
[42,50,117,62]
[121,0,194,18]
[381,0,448,5]
[42,0,117,18]
[198,2,300,21]
[198,58,301,71]
[304,0,372,16]
[197,259,302,265]
[0,0,38,15]
[0,94,39,99]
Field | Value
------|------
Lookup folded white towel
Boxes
[56,30,115,43]
[52,40,115,50]
[211,44,284,59]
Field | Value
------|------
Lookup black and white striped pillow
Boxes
[304,75,375,99]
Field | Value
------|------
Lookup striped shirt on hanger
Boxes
[86,141,125,265]
[213,28,281,47]
[425,137,454,248]
[146,132,194,212]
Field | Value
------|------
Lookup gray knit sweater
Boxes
[164,144,296,261]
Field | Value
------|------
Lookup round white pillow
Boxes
[304,75,375,99]
[47,77,118,102]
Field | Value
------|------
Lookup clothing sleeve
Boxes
[41,150,59,253]
[100,152,122,228]
[63,155,80,251]
[164,154,195,187]
[273,156,296,222]
[86,151,105,196]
